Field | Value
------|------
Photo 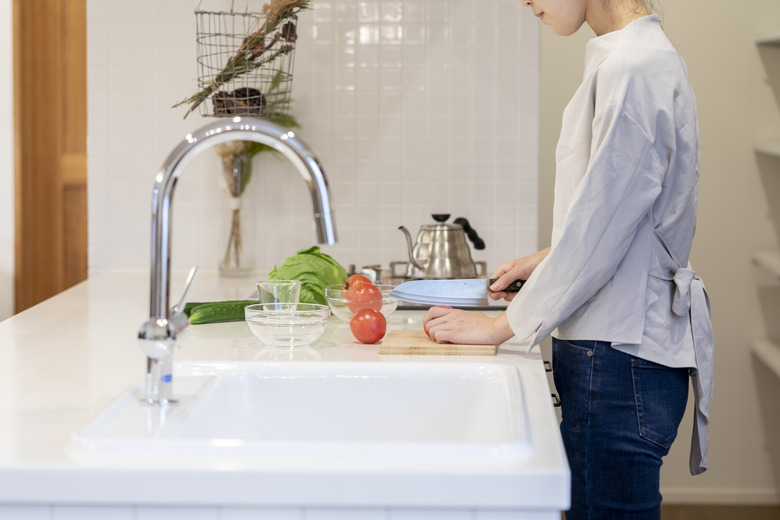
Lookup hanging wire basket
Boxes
[178,3,301,119]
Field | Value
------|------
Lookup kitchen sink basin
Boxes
[69,361,532,469]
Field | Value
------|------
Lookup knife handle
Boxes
[489,278,525,293]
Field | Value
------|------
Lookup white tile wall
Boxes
[87,0,539,275]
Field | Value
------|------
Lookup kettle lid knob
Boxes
[431,213,450,223]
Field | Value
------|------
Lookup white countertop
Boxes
[0,270,569,510]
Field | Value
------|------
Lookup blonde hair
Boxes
[610,0,658,13]
[621,0,661,16]
[604,0,663,24]
[645,0,665,21]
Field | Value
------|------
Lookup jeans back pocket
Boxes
[631,358,689,450]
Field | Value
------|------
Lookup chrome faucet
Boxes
[137,117,337,405]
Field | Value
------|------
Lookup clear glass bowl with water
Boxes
[245,303,331,348]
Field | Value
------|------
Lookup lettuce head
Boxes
[268,246,348,305]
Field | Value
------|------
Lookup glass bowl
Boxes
[245,303,330,348]
[324,284,399,322]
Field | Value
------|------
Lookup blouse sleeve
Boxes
[506,104,668,347]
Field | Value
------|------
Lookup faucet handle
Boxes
[173,265,200,314]
[138,264,199,406]
[169,265,200,335]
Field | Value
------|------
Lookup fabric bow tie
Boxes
[672,267,697,317]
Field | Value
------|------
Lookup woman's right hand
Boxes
[488,247,550,301]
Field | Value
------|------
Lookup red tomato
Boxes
[342,274,372,291]
[345,282,383,313]
[350,309,387,344]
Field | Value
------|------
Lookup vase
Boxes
[218,143,255,277]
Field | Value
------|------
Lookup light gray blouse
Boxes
[506,15,713,475]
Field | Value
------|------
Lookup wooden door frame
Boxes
[13,0,87,313]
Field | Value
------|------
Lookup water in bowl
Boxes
[247,315,328,348]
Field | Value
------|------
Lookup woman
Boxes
[423,1,713,518]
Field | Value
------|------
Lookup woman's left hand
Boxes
[423,306,514,345]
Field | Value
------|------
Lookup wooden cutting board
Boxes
[379,330,496,356]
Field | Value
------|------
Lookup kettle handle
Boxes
[453,217,485,250]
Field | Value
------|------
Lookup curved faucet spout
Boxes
[138,117,336,405]
[148,116,336,320]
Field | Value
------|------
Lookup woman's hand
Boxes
[423,306,514,345]
[488,247,550,301]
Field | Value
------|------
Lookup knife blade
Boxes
[389,278,524,307]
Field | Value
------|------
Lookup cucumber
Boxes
[184,300,257,325]
[182,301,203,317]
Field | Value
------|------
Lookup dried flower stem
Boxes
[174,0,310,118]
[215,112,299,270]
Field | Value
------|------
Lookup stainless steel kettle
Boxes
[399,214,486,279]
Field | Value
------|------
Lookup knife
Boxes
[389,278,524,307]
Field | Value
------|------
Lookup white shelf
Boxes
[752,250,780,279]
[757,33,780,46]
[752,32,780,382]
[754,141,780,157]
[752,340,780,379]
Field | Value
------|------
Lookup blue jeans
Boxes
[552,338,689,520]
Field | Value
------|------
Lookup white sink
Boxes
[70,361,532,469]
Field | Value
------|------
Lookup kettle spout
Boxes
[398,225,424,270]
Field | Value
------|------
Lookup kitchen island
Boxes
[0,271,569,520]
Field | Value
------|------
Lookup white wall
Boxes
[0,0,14,320]
[540,0,780,504]
[86,0,539,275]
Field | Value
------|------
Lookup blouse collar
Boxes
[584,14,662,74]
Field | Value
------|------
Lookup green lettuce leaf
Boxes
[268,246,348,305]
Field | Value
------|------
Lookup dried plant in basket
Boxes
[173,0,311,119]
